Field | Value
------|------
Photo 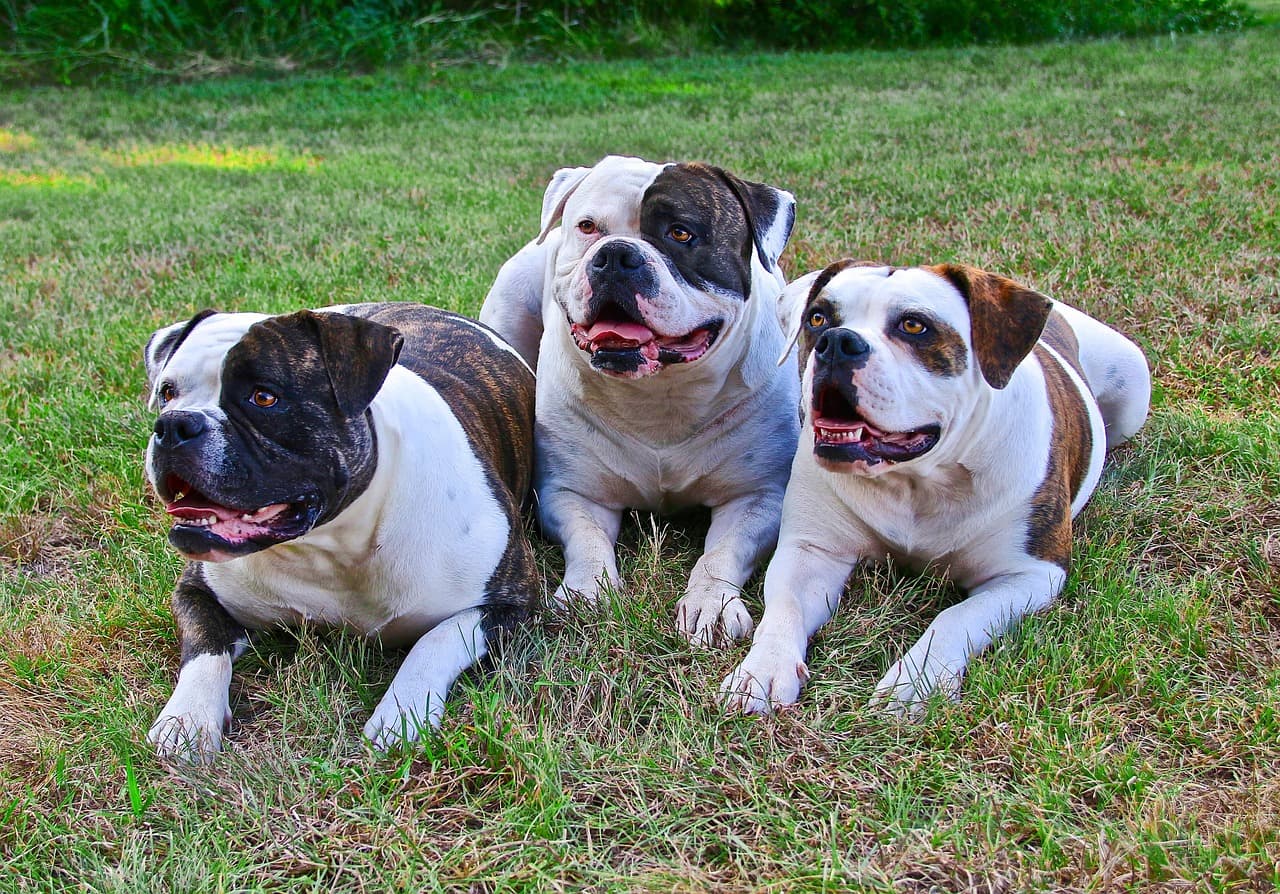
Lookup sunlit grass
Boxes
[102,143,319,172]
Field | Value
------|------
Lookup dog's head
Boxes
[143,309,403,561]
[537,155,795,379]
[779,261,1053,475]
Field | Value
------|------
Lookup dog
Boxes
[142,303,536,760]
[479,155,799,645]
[721,260,1151,715]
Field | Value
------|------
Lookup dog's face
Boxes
[539,155,794,379]
[781,261,1052,476]
[143,310,403,562]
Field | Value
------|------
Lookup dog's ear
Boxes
[144,309,219,406]
[931,264,1053,390]
[714,168,796,274]
[291,311,405,418]
[536,166,593,245]
[776,270,820,365]
[776,258,878,365]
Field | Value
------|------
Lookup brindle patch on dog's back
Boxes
[1025,345,1092,569]
[1038,309,1086,380]
[347,304,536,502]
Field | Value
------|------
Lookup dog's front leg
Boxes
[677,489,787,646]
[538,487,623,608]
[148,565,249,762]
[869,560,1067,717]
[720,538,856,713]
[363,606,489,752]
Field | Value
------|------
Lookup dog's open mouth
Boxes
[812,385,940,466]
[570,316,722,378]
[161,474,315,557]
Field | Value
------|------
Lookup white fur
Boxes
[147,652,235,762]
[722,265,1151,715]
[480,155,799,645]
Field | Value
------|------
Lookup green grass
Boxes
[2,27,1279,891]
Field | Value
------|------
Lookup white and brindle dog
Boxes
[721,260,1151,716]
[480,155,799,645]
[142,304,537,760]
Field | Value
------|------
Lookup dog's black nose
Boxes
[815,328,870,365]
[153,411,206,447]
[590,241,646,275]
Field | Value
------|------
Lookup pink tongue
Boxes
[167,498,239,521]
[587,320,654,345]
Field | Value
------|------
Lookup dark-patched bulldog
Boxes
[479,155,799,645]
[142,303,536,760]
[721,261,1151,716]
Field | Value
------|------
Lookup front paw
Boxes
[363,692,443,753]
[868,647,964,718]
[553,565,622,611]
[676,587,754,647]
[719,645,808,715]
[148,707,227,763]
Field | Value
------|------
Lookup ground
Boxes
[0,26,1277,892]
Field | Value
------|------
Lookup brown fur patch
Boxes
[894,316,968,378]
[796,296,838,380]
[1038,308,1086,380]
[930,264,1053,390]
[1026,346,1093,569]
[349,304,536,503]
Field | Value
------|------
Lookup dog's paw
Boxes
[362,693,443,754]
[676,589,755,647]
[553,565,621,611]
[148,709,227,763]
[719,647,808,714]
[868,651,964,719]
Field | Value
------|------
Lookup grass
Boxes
[2,26,1279,892]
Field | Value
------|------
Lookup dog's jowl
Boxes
[143,304,536,760]
[721,261,1151,716]
[480,155,799,645]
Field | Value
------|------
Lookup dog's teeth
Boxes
[205,515,217,526]
[241,512,253,521]
[852,427,864,441]
[174,491,186,501]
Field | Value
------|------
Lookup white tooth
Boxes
[174,491,186,501]
[241,513,253,520]
[206,515,217,526]
[852,427,864,441]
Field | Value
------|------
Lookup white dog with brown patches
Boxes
[721,260,1150,716]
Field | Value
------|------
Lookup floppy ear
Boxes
[776,271,820,365]
[775,258,878,365]
[536,165,593,245]
[714,168,796,273]
[931,264,1053,389]
[298,311,405,418]
[143,309,219,404]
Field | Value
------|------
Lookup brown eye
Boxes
[576,219,597,235]
[899,317,928,336]
[157,383,177,405]
[668,224,693,244]
[807,311,827,329]
[250,389,278,408]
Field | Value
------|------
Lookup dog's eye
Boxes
[667,224,694,244]
[157,383,177,405]
[807,311,827,329]
[250,389,278,408]
[576,219,597,235]
[899,317,928,336]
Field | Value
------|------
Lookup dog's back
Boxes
[339,303,536,501]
